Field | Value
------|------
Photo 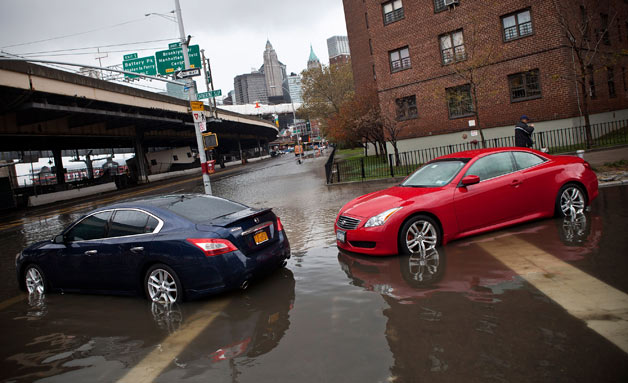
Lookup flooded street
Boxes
[0,155,627,382]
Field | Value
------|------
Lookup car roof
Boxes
[433,147,543,161]
[104,194,243,212]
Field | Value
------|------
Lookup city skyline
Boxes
[0,0,347,100]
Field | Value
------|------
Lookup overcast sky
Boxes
[0,0,347,98]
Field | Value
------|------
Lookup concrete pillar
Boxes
[257,139,261,157]
[134,128,149,184]
[237,135,243,161]
[52,148,65,188]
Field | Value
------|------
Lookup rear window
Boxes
[159,195,247,223]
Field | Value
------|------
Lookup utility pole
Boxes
[174,0,212,195]
[200,49,216,119]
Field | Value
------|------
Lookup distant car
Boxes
[17,194,291,302]
[335,148,598,256]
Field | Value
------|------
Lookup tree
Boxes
[551,0,620,148]
[298,62,355,130]
[444,17,503,148]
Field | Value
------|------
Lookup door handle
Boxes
[130,247,144,253]
[511,179,522,187]
[84,250,97,256]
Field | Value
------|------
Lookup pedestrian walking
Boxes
[515,115,534,148]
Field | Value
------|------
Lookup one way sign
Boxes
[174,68,201,79]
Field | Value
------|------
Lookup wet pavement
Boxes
[0,154,627,382]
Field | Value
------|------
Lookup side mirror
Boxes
[461,175,480,186]
[53,235,65,244]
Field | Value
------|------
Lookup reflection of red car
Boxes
[335,148,598,256]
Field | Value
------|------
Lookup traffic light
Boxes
[202,132,218,150]
[306,120,311,131]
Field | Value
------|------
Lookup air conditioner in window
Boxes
[444,0,459,6]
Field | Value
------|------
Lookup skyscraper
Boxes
[307,45,322,70]
[327,35,351,66]
[263,40,285,100]
[233,71,268,105]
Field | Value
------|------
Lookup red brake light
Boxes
[276,217,284,231]
[186,238,238,257]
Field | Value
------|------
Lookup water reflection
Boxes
[0,268,295,382]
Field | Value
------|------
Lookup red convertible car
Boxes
[335,148,598,256]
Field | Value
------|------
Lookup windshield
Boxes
[401,159,468,187]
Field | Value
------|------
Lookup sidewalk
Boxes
[581,146,628,188]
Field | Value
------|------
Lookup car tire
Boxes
[555,183,587,217]
[144,264,183,304]
[24,264,47,295]
[398,215,441,255]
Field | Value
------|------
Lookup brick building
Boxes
[342,0,628,151]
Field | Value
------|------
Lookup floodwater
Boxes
[0,154,627,382]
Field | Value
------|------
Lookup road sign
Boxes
[190,101,204,111]
[175,67,201,79]
[196,121,207,133]
[123,53,138,60]
[197,90,222,99]
[155,45,202,75]
[168,42,182,49]
[123,56,156,79]
[192,111,206,123]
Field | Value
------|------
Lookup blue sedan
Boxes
[16,194,291,302]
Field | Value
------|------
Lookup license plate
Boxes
[254,231,269,245]
[336,230,346,243]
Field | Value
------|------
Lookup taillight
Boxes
[186,238,238,257]
[276,217,284,231]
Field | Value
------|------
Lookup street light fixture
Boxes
[144,11,177,23]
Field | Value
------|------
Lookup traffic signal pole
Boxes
[174,0,212,195]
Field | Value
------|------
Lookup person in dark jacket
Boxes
[515,115,534,147]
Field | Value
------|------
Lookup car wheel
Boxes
[144,264,183,304]
[399,215,441,255]
[24,264,47,295]
[556,184,586,217]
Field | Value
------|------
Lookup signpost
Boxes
[122,56,156,79]
[155,44,202,75]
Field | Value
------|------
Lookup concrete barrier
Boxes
[28,183,117,207]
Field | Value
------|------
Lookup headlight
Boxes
[364,207,402,228]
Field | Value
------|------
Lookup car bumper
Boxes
[185,233,291,299]
[335,223,398,256]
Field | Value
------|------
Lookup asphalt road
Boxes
[0,154,627,382]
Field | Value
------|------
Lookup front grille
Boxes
[337,215,360,230]
[349,241,376,249]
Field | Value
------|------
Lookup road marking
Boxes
[0,294,26,311]
[478,236,628,354]
[117,299,229,383]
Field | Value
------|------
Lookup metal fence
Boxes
[327,120,628,184]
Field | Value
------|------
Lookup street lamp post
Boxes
[272,84,303,163]
[173,0,212,195]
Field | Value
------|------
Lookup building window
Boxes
[383,0,404,25]
[173,155,179,161]
[150,159,157,166]
[389,47,411,72]
[434,0,457,13]
[588,65,596,99]
[508,69,542,102]
[607,67,616,98]
[396,95,418,121]
[502,9,533,41]
[440,30,465,65]
[600,13,610,45]
[580,6,590,41]
[446,84,474,119]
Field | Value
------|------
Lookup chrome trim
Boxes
[64,208,165,244]
[337,215,361,230]
[241,222,273,236]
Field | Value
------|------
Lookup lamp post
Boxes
[271,83,303,162]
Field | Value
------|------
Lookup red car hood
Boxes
[341,186,443,219]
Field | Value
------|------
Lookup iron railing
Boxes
[327,120,628,184]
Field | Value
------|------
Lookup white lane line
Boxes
[478,236,628,354]
[117,299,229,383]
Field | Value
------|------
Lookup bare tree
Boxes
[552,0,619,148]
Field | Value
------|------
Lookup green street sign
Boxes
[197,91,210,100]
[197,90,222,99]
[168,42,182,49]
[123,56,156,79]
[155,45,202,75]
[123,53,138,60]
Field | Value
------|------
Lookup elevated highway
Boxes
[0,60,278,186]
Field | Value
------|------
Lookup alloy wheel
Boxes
[405,220,438,254]
[25,267,45,295]
[147,269,179,303]
[560,186,585,217]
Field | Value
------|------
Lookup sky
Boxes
[0,0,347,98]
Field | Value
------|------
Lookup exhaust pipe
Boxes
[240,280,249,290]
